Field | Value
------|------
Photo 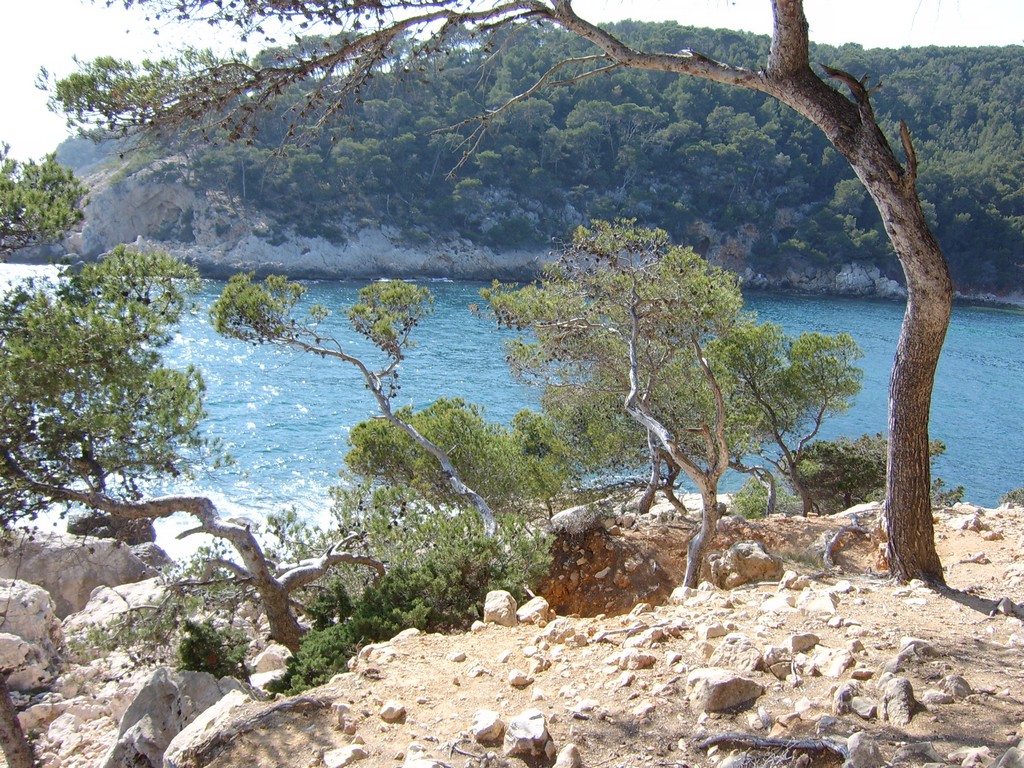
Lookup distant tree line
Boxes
[61,22,1024,293]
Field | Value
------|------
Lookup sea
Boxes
[3,265,1022,556]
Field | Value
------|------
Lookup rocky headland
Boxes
[22,160,1019,305]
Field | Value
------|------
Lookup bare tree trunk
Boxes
[684,484,721,587]
[1,670,34,768]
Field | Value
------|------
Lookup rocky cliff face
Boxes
[22,161,908,298]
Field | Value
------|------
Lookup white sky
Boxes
[2,0,1021,160]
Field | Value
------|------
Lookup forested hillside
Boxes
[60,22,1024,292]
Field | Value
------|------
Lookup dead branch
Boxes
[823,523,869,568]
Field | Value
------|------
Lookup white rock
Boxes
[708,633,763,673]
[0,579,63,691]
[252,643,292,674]
[163,690,252,768]
[796,589,839,615]
[517,596,554,625]
[686,667,765,713]
[847,731,885,768]
[99,667,244,768]
[483,590,518,627]
[470,710,506,743]
[503,709,554,760]
[554,743,583,768]
[63,578,165,635]
[324,744,369,768]
[380,700,406,723]
[0,533,156,617]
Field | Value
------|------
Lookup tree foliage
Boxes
[712,322,863,515]
[486,219,743,585]
[212,275,499,533]
[58,0,956,583]
[1,144,86,256]
[346,397,578,515]
[0,246,205,524]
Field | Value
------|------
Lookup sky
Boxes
[2,0,1022,161]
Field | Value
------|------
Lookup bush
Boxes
[730,477,801,519]
[272,504,551,694]
[999,488,1024,507]
[177,619,249,681]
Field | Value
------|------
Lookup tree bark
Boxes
[0,670,34,768]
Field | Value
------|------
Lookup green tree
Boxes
[0,144,86,255]
[0,146,87,768]
[210,275,499,534]
[346,398,577,516]
[486,220,743,586]
[0,247,382,652]
[57,0,957,584]
[712,322,863,515]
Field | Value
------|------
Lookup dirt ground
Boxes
[168,501,1024,768]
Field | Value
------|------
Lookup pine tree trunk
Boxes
[684,484,721,587]
[1,671,34,768]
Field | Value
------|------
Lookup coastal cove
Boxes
[3,266,1022,545]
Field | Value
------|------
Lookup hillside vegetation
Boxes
[59,23,1024,292]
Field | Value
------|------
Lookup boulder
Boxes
[0,579,63,691]
[847,731,885,768]
[707,540,784,589]
[67,509,156,545]
[470,709,506,743]
[881,676,918,726]
[686,667,764,713]
[163,689,253,768]
[100,666,244,768]
[63,577,166,636]
[483,590,518,627]
[0,531,157,617]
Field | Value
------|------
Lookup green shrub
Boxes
[730,477,801,519]
[177,619,249,681]
[999,488,1024,507]
[272,506,551,694]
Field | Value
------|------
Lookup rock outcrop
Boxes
[0,579,63,691]
[0,532,158,617]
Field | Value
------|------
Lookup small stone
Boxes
[796,589,839,615]
[484,591,518,627]
[851,697,877,720]
[613,649,657,670]
[687,667,765,713]
[881,676,918,726]
[504,709,554,760]
[921,689,954,706]
[380,701,406,723]
[447,650,467,662]
[708,633,764,673]
[554,743,583,768]
[942,674,974,699]
[323,744,369,768]
[847,731,885,768]
[785,633,820,654]
[517,596,554,625]
[508,669,534,687]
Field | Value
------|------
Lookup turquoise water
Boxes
[3,266,1022,535]
[169,281,1024,517]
